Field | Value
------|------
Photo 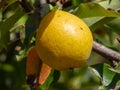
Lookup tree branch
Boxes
[92,41,120,63]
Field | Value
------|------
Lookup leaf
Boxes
[83,17,116,31]
[0,10,2,22]
[3,0,17,11]
[99,0,120,9]
[107,74,120,89]
[51,6,60,11]
[103,24,115,44]
[2,1,19,19]
[71,66,102,89]
[117,80,120,86]
[24,3,50,46]
[109,62,120,74]
[52,70,60,84]
[2,64,15,72]
[87,67,102,85]
[38,63,51,85]
[109,0,112,4]
[91,63,103,77]
[39,69,54,90]
[0,6,25,50]
[90,17,116,31]
[40,4,50,17]
[74,3,120,18]
[24,12,40,45]
[106,18,120,34]
[83,17,104,27]
[103,63,116,86]
[73,0,84,6]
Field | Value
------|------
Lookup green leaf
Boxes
[52,70,60,84]
[24,12,40,46]
[91,64,103,78]
[83,17,116,31]
[2,0,19,19]
[73,0,84,6]
[2,64,15,72]
[0,10,2,22]
[40,4,50,17]
[103,63,116,86]
[107,74,120,89]
[83,17,104,27]
[109,0,112,4]
[103,24,115,44]
[24,3,50,46]
[106,18,120,34]
[90,17,116,31]
[39,69,54,90]
[74,67,102,89]
[109,62,120,74]
[51,6,60,11]
[99,0,120,9]
[0,6,25,50]
[74,3,120,18]
[3,0,17,11]
[117,80,120,86]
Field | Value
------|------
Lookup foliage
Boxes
[0,0,120,90]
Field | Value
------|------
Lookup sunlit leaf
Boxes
[74,3,120,18]
[99,0,120,9]
[51,6,60,11]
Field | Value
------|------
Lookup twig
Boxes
[117,36,120,43]
[113,86,120,90]
[18,0,34,14]
[92,41,120,63]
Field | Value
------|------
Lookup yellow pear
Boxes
[36,10,93,70]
